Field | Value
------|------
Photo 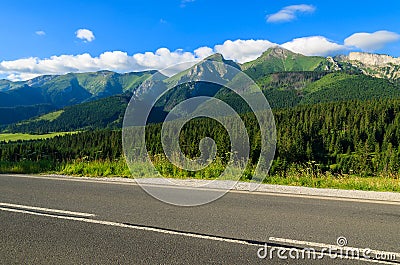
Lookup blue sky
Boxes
[1,0,400,80]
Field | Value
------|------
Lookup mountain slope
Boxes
[342,52,400,80]
[6,94,130,133]
[153,54,241,111]
[241,47,327,80]
[4,49,400,132]
[0,70,158,109]
[0,104,57,125]
[0,70,160,125]
[300,73,400,104]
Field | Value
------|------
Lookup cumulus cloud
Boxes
[214,39,277,63]
[2,30,400,81]
[344,30,400,52]
[75,29,95,42]
[0,49,202,81]
[35,30,46,36]
[6,73,42,81]
[194,46,214,58]
[133,48,199,72]
[0,39,278,81]
[267,4,315,23]
[282,36,347,56]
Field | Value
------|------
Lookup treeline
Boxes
[273,99,400,176]
[0,130,122,162]
[2,98,400,177]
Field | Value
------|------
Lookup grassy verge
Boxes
[0,159,399,192]
[62,160,131,177]
[264,174,400,192]
[0,160,59,174]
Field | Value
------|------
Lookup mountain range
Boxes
[2,46,400,132]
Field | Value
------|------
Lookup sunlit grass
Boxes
[34,110,64,122]
[264,173,400,192]
[0,132,77,142]
[61,159,131,177]
[0,158,399,192]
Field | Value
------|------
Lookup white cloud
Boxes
[214,39,277,63]
[267,4,316,23]
[0,39,275,81]
[344,30,400,52]
[0,49,202,81]
[132,48,200,74]
[6,73,42,81]
[75,29,95,42]
[1,41,275,80]
[180,0,195,7]
[281,36,347,56]
[2,31,400,81]
[35,31,46,36]
[194,46,214,58]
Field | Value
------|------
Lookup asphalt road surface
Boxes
[1,174,399,264]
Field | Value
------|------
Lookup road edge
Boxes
[2,173,399,203]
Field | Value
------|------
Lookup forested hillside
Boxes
[2,99,400,179]
[0,104,57,125]
[6,94,130,133]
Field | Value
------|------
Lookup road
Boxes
[0,174,399,264]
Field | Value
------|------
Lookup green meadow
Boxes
[0,132,76,142]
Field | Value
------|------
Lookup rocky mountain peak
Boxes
[204,53,224,62]
[263,46,295,58]
[348,52,400,66]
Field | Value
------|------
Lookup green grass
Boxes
[59,160,400,192]
[61,160,131,177]
[0,159,399,192]
[0,131,76,142]
[59,161,400,192]
[303,72,353,93]
[0,160,59,174]
[34,110,64,122]
[264,172,400,192]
